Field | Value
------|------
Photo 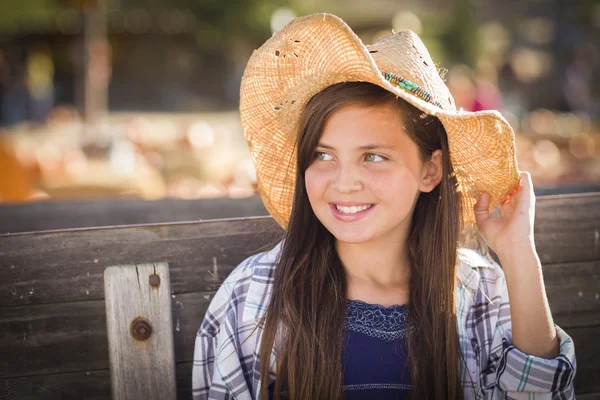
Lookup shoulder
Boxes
[457,247,505,296]
[457,247,500,271]
[215,240,282,295]
[201,240,282,336]
[456,249,510,340]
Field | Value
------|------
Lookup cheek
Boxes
[368,169,420,199]
[305,166,327,201]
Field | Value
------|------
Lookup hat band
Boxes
[382,71,443,109]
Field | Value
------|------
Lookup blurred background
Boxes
[0,0,599,205]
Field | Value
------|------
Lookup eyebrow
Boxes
[317,143,396,151]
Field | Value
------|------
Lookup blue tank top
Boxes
[268,299,412,399]
[342,299,412,399]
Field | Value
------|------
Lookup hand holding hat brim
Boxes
[240,13,520,229]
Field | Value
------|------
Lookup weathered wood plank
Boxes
[104,263,176,400]
[0,196,268,234]
[2,319,598,399]
[0,292,212,378]
[543,260,600,328]
[0,300,110,377]
[1,288,596,378]
[1,217,284,306]
[2,193,600,308]
[533,193,600,264]
[0,362,191,400]
[0,369,112,399]
[1,187,598,235]
[0,193,598,397]
[2,224,598,315]
[576,393,600,400]
[570,324,600,395]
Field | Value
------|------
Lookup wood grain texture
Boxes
[0,192,598,398]
[532,193,600,264]
[0,369,112,400]
[0,292,211,378]
[543,260,600,327]
[1,189,597,235]
[1,289,596,386]
[2,316,600,400]
[0,196,268,234]
[1,194,599,308]
[104,263,176,400]
[575,393,600,400]
[1,217,284,306]
[0,362,192,400]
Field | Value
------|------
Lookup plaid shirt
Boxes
[192,242,576,399]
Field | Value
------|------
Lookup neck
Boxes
[336,234,411,288]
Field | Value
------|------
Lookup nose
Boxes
[332,164,362,193]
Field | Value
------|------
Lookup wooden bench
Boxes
[1,193,599,398]
[0,196,268,234]
[2,184,599,234]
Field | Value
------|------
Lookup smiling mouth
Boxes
[333,204,374,214]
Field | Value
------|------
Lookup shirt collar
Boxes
[456,247,496,292]
[242,241,281,323]
[241,244,495,323]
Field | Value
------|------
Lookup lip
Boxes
[329,203,375,222]
[332,201,373,207]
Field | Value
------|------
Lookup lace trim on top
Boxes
[344,299,411,342]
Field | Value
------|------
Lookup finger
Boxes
[501,172,523,206]
[514,171,534,213]
[520,171,532,194]
[474,192,492,227]
[501,196,516,218]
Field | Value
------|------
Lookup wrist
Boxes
[494,236,536,259]
[496,242,540,272]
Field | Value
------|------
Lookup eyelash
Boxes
[364,153,387,162]
[313,151,388,162]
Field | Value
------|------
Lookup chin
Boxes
[327,224,375,244]
[334,235,372,245]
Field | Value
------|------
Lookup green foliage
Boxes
[0,0,288,49]
[120,0,288,49]
[441,0,479,67]
[0,0,60,35]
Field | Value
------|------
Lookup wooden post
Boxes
[104,262,176,400]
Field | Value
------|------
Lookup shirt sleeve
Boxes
[192,257,256,400]
[192,330,219,399]
[474,259,577,399]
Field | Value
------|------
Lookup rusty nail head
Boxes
[131,317,153,341]
[149,274,160,287]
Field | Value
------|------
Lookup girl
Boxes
[192,13,576,400]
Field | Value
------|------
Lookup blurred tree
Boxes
[442,0,479,67]
[119,0,288,50]
[57,0,112,124]
[0,0,59,36]
[0,0,290,116]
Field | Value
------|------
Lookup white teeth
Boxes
[335,204,372,214]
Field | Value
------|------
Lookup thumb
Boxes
[474,192,491,228]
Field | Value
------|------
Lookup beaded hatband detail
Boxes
[382,71,443,109]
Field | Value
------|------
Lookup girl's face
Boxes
[305,103,441,245]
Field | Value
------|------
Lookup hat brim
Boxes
[240,13,519,229]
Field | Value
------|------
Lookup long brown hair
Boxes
[258,82,464,399]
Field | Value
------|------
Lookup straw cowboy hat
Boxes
[240,13,519,229]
